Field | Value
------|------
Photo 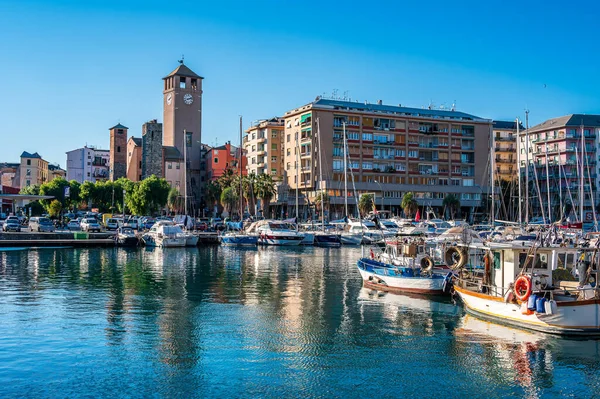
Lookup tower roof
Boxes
[20,151,42,159]
[109,123,128,130]
[163,63,204,80]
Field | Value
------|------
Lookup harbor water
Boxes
[1,246,599,398]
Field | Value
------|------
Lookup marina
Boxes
[0,245,599,397]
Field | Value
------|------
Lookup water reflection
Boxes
[0,247,599,397]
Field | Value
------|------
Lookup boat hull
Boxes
[185,235,199,247]
[454,285,600,336]
[220,235,258,246]
[357,258,447,295]
[314,234,341,247]
[339,233,363,246]
[116,236,138,247]
[259,234,304,246]
[142,235,186,248]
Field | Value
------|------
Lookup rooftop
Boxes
[285,98,488,122]
[493,121,525,130]
[163,146,183,161]
[109,123,128,130]
[163,62,204,80]
[129,137,142,146]
[20,151,42,159]
[528,114,600,133]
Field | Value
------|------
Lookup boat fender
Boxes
[535,297,546,313]
[442,272,453,294]
[370,249,375,260]
[544,300,557,315]
[520,302,533,315]
[527,294,538,311]
[514,275,532,302]
[445,246,467,270]
[420,256,434,273]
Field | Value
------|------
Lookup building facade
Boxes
[48,164,66,181]
[141,120,163,179]
[162,62,203,206]
[492,121,523,182]
[109,123,128,181]
[66,146,110,184]
[244,117,284,179]
[19,151,49,188]
[0,163,19,188]
[163,146,184,192]
[206,142,247,181]
[519,114,600,223]
[282,98,491,218]
[126,137,142,182]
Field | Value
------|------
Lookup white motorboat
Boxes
[256,221,305,246]
[142,221,186,248]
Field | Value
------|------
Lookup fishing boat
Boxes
[142,221,186,248]
[357,240,453,295]
[451,230,600,336]
[115,227,138,247]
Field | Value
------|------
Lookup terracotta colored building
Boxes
[126,137,142,182]
[206,142,247,181]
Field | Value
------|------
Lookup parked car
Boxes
[28,217,55,232]
[105,218,120,230]
[195,218,209,231]
[123,217,138,230]
[80,218,101,232]
[67,219,81,231]
[3,219,21,232]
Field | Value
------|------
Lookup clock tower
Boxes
[163,61,203,205]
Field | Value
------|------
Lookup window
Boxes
[191,78,197,89]
[179,77,186,89]
[463,179,474,186]
[396,149,405,157]
[333,160,342,170]
[287,149,291,156]
[26,169,31,176]
[272,131,278,138]
[214,157,218,163]
[347,131,360,140]
[26,180,31,186]
[271,143,277,150]
[117,146,121,153]
[168,163,172,169]
[271,168,277,175]
[451,179,461,186]
[271,156,277,163]
[362,162,373,170]
[362,133,373,141]
[139,161,142,168]
[287,134,290,143]
[176,163,180,169]
[333,146,342,156]
[252,145,256,151]
[408,150,418,158]
[26,159,31,165]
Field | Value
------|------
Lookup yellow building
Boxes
[19,151,48,188]
[243,117,285,179]
[493,121,523,182]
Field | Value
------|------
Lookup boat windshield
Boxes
[268,223,293,231]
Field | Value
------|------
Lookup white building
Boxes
[66,146,110,184]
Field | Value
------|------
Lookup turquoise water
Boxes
[0,247,599,398]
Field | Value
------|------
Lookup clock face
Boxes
[183,94,193,105]
[166,93,172,105]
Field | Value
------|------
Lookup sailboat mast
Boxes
[239,116,243,220]
[183,129,187,216]
[525,110,530,224]
[544,140,551,222]
[516,118,522,224]
[317,118,324,230]
[295,134,299,221]
[490,124,495,226]
[343,121,348,218]
[580,121,584,223]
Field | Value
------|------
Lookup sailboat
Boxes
[219,116,259,247]
[179,129,199,246]
[313,118,341,247]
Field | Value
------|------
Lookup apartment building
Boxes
[19,151,49,188]
[206,142,247,181]
[492,121,523,182]
[0,162,19,188]
[519,114,600,222]
[282,98,491,217]
[243,117,285,179]
[48,164,66,181]
[66,146,110,183]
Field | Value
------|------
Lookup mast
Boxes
[239,117,243,220]
[343,121,348,218]
[544,139,551,222]
[580,121,584,224]
[183,129,187,216]
[490,124,495,226]
[317,118,324,230]
[295,132,299,221]
[516,118,522,224]
[525,110,530,224]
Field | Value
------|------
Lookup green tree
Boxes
[358,194,374,217]
[39,178,80,213]
[167,187,182,213]
[80,181,96,207]
[220,186,239,215]
[254,174,277,218]
[205,180,222,209]
[20,184,40,195]
[217,168,236,189]
[48,199,62,218]
[401,192,419,219]
[314,191,329,213]
[126,176,170,215]
[442,193,461,220]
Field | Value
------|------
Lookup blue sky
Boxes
[1,0,599,166]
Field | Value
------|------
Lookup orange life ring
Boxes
[514,275,532,301]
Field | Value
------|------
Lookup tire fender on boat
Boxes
[420,256,434,273]
[445,246,467,270]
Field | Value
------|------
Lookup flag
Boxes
[372,198,378,214]
[415,209,421,222]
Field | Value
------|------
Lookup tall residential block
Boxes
[282,98,491,217]
[243,117,285,179]
[492,121,524,182]
[142,120,163,179]
[66,146,110,183]
[109,123,128,181]
[519,114,600,222]
[162,61,203,206]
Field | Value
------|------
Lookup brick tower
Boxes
[109,123,128,181]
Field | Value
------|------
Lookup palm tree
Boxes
[314,191,329,213]
[358,194,374,218]
[206,180,222,210]
[443,194,461,220]
[220,187,239,215]
[167,187,182,214]
[255,173,277,218]
[401,192,419,219]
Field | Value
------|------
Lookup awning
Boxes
[300,113,311,123]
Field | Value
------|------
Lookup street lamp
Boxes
[374,180,383,213]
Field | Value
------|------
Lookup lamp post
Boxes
[374,180,383,213]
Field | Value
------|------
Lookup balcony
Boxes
[495,136,515,142]
[300,152,311,158]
